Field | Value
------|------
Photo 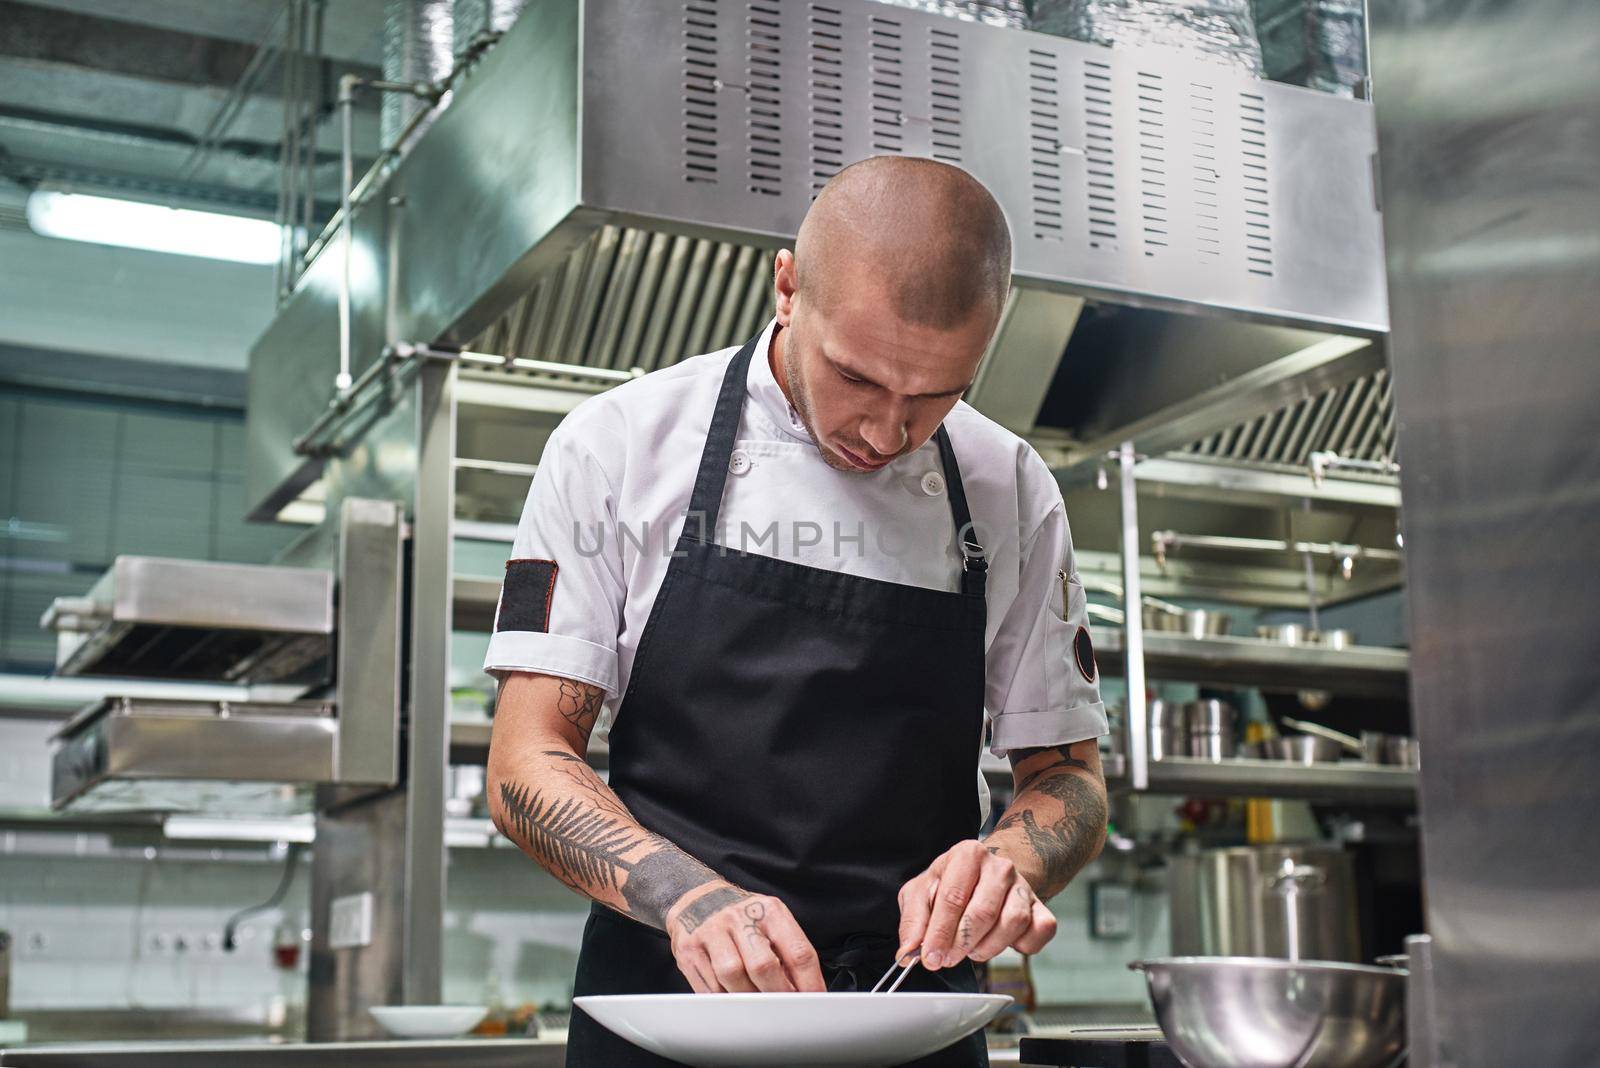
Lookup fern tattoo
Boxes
[497,781,644,893]
[498,766,723,927]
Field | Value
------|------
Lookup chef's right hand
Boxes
[665,880,826,993]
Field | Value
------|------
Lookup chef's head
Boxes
[771,156,1012,473]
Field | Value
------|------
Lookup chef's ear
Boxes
[773,249,798,324]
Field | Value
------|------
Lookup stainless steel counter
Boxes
[0,1038,561,1067]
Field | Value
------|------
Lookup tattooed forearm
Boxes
[495,780,645,894]
[493,751,724,929]
[622,848,723,927]
[676,885,753,934]
[1011,744,1092,794]
[987,743,1107,898]
[556,679,604,735]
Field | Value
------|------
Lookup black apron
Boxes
[568,334,991,1068]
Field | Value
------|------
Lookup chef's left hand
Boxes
[896,840,1057,969]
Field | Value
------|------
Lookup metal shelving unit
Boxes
[1108,446,1412,801]
[1091,628,1409,698]
[1101,754,1415,805]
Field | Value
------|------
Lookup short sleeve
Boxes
[482,420,626,696]
[984,499,1108,758]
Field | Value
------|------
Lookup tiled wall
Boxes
[0,837,310,1014]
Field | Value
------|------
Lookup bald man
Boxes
[485,157,1109,1067]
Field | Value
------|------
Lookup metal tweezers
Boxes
[869,955,919,993]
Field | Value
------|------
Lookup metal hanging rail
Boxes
[1152,531,1403,574]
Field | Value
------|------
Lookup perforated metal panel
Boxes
[1185,367,1396,465]
[581,0,1387,333]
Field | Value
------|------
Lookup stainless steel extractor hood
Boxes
[246,0,1388,519]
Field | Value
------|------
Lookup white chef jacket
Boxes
[485,317,1108,765]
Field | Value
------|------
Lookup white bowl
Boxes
[368,1004,488,1040]
[573,991,1011,1067]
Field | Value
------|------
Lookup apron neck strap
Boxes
[934,424,987,598]
[685,334,761,538]
[686,332,988,598]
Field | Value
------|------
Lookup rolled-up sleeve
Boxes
[482,418,625,696]
[985,499,1108,758]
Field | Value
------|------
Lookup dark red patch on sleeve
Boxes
[496,559,558,633]
[1073,624,1098,683]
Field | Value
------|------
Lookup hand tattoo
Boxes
[676,885,753,934]
[741,898,767,946]
[556,679,603,735]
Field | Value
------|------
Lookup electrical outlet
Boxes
[329,892,374,950]
[20,930,49,958]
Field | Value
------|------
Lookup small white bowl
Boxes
[369,1004,489,1040]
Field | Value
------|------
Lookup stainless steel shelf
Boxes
[1091,628,1409,698]
[1104,754,1416,805]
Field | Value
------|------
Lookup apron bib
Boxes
[568,334,991,1068]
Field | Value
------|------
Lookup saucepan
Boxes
[1246,735,1344,764]
[1145,602,1233,639]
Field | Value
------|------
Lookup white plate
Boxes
[573,991,1011,1067]
[368,1004,488,1039]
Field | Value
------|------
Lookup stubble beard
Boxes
[781,331,862,473]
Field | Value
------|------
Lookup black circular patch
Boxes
[1073,625,1098,683]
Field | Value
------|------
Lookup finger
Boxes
[706,928,758,993]
[896,872,935,962]
[734,922,795,993]
[678,943,716,993]
[949,860,1015,964]
[968,882,1035,963]
[921,845,984,968]
[761,903,826,992]
[1014,899,1059,956]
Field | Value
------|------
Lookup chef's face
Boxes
[771,250,997,473]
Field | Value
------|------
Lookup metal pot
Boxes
[1249,735,1345,764]
[1129,957,1407,1068]
[1178,608,1232,639]
[1143,603,1187,632]
[1361,732,1421,767]
[1145,604,1232,638]
[1168,845,1360,962]
[1182,699,1237,761]
[1318,628,1357,650]
[1256,623,1318,646]
[1149,698,1188,762]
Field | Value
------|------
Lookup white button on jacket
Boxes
[486,317,1108,761]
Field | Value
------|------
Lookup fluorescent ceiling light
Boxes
[25,190,281,265]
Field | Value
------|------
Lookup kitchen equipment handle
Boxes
[1282,716,1362,752]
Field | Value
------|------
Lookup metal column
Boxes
[1117,442,1148,790]
[403,358,456,1005]
[1370,1,1600,1064]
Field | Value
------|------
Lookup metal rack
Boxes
[1107,444,1412,801]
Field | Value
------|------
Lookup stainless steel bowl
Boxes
[1130,957,1407,1068]
[1256,623,1319,646]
